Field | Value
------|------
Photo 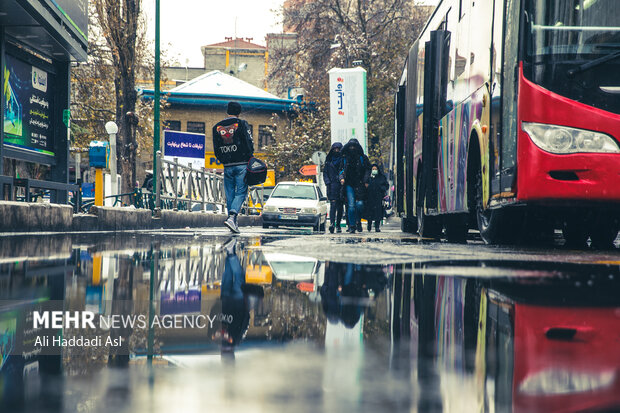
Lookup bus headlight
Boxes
[518,369,615,395]
[302,207,318,214]
[263,205,277,212]
[522,122,620,154]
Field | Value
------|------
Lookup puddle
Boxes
[1,234,619,412]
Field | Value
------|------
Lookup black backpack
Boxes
[245,157,267,186]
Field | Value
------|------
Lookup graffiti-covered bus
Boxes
[393,0,620,246]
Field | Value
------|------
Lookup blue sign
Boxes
[160,290,201,315]
[164,130,205,160]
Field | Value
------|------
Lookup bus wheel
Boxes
[475,169,510,244]
[445,214,468,243]
[562,219,588,248]
[590,217,618,249]
[401,216,417,233]
[417,204,442,239]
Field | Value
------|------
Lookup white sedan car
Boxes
[261,181,328,231]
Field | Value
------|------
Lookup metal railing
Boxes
[155,151,226,213]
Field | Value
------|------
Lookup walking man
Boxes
[213,101,254,233]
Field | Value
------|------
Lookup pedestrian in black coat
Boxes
[323,142,344,233]
[339,139,371,233]
[364,164,389,232]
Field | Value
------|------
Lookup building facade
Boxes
[201,38,268,92]
[142,70,298,170]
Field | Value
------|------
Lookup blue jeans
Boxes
[221,253,244,300]
[223,165,248,215]
[345,185,364,227]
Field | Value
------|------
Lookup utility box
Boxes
[89,141,109,168]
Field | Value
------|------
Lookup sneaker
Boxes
[336,226,342,233]
[329,225,335,234]
[224,216,240,233]
[347,227,356,234]
[223,237,237,255]
[357,222,363,232]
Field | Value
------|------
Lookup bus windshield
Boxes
[524,0,620,114]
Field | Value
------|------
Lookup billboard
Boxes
[328,67,368,154]
[3,54,55,156]
[163,130,205,167]
[51,0,89,41]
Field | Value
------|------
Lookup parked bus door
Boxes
[490,0,520,197]
[395,85,406,215]
[404,41,420,229]
[420,30,451,213]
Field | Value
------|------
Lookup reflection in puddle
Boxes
[0,235,619,412]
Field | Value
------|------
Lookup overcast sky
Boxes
[143,0,285,67]
[143,0,439,68]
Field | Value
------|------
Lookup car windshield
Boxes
[269,261,316,278]
[270,184,317,200]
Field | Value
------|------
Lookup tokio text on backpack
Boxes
[245,157,267,186]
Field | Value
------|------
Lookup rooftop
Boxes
[203,38,266,50]
[169,70,280,100]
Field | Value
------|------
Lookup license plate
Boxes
[280,214,298,220]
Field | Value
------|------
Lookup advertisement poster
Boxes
[0,315,16,372]
[163,130,205,168]
[328,67,368,154]
[3,54,55,156]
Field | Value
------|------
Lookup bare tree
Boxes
[72,1,175,203]
[269,0,431,166]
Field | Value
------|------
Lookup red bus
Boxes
[393,0,620,246]
[405,265,620,412]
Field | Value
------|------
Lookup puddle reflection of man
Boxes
[218,238,263,357]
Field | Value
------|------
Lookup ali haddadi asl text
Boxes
[34,335,122,348]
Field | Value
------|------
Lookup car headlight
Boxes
[263,205,277,212]
[302,207,318,214]
[522,122,620,154]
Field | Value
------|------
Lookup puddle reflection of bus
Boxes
[403,264,620,413]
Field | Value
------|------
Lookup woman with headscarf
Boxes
[339,139,371,233]
[364,164,389,232]
[323,142,344,233]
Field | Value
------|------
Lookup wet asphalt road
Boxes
[1,218,619,413]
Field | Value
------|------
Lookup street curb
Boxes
[0,201,73,232]
[0,201,261,233]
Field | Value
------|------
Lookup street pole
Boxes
[152,0,161,209]
[105,122,118,200]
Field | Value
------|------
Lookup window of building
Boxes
[187,121,205,134]
[163,120,181,131]
[258,125,274,148]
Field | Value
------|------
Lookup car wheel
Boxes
[314,220,321,232]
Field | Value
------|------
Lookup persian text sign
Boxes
[299,165,318,176]
[328,67,368,154]
[164,130,205,167]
